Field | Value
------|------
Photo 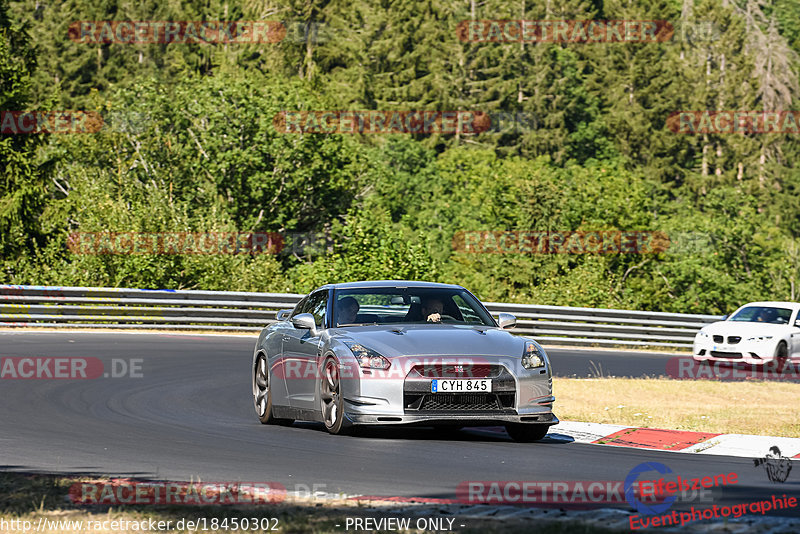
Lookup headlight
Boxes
[343,341,391,370]
[745,336,773,342]
[697,331,709,338]
[522,341,545,369]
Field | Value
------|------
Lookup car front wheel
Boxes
[321,356,349,435]
[773,341,789,369]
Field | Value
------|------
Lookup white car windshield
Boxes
[729,306,792,325]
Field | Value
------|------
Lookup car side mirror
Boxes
[497,313,517,329]
[721,314,729,321]
[292,313,317,333]
[276,309,292,321]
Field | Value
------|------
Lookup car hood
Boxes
[701,321,790,336]
[332,324,525,359]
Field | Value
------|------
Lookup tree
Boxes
[0,0,46,278]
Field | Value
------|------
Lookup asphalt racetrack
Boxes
[0,331,797,517]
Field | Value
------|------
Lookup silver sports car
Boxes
[251,281,558,441]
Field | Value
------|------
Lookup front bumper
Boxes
[344,407,558,426]
[693,337,778,365]
[341,358,557,427]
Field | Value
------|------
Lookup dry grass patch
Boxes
[0,473,626,534]
[555,377,800,437]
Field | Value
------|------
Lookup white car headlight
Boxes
[745,336,773,342]
[522,341,545,369]
[697,331,709,338]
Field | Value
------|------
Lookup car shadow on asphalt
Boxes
[291,422,572,444]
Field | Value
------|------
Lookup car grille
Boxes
[405,392,516,412]
[421,393,499,411]
[410,364,501,378]
[713,335,724,343]
[710,351,742,359]
[728,336,741,344]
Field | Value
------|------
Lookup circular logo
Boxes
[625,462,677,515]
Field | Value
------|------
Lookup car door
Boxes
[266,320,296,408]
[268,297,306,407]
[284,290,327,410]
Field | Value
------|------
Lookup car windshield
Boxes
[729,306,792,325]
[332,287,495,327]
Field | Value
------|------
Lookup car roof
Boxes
[313,280,464,291]
[737,301,800,309]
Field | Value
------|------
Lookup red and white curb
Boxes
[549,421,800,459]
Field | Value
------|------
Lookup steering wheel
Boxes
[429,314,457,323]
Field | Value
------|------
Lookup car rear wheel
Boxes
[321,357,349,435]
[253,353,293,425]
[505,423,549,442]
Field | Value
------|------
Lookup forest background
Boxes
[2,0,800,314]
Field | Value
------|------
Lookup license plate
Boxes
[714,345,732,352]
[431,379,492,393]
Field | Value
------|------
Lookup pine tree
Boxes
[0,0,47,277]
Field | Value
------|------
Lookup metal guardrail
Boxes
[0,285,719,348]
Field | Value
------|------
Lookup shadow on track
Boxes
[288,422,573,444]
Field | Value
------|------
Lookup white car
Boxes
[693,302,800,365]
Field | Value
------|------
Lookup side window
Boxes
[308,291,328,328]
[452,295,478,323]
[290,297,308,318]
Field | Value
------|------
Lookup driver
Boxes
[762,308,778,323]
[757,308,778,323]
[421,297,444,323]
[336,297,359,325]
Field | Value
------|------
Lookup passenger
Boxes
[337,297,359,325]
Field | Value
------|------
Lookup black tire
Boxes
[253,353,293,425]
[772,341,789,371]
[320,356,349,435]
[505,424,549,442]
